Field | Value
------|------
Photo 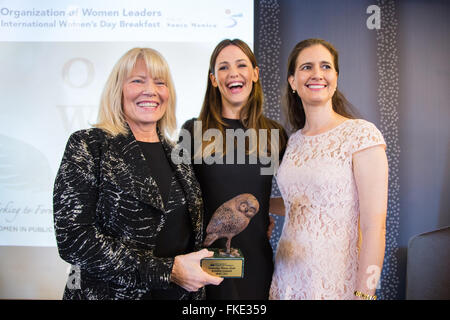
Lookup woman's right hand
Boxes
[170,249,223,292]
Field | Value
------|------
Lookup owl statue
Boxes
[203,193,259,254]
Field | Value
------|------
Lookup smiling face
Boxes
[288,44,338,108]
[209,44,259,114]
[122,58,169,136]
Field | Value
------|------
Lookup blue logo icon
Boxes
[225,9,243,28]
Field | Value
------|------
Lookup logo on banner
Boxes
[225,9,243,28]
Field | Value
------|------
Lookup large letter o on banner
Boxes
[62,57,95,88]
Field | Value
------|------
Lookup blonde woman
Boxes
[53,47,222,300]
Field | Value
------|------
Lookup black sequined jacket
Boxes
[53,127,204,300]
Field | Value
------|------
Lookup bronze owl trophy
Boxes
[201,193,259,278]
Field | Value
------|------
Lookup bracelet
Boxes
[354,290,377,300]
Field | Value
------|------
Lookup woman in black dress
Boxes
[181,39,287,299]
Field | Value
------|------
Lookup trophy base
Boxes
[200,248,244,278]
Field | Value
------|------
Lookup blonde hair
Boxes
[94,47,177,140]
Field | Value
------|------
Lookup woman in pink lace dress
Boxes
[269,39,388,300]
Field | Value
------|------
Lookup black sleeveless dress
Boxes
[181,118,285,299]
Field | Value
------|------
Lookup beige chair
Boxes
[406,226,450,299]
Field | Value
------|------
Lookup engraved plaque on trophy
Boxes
[200,193,259,278]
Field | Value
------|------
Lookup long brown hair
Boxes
[283,38,358,132]
[198,39,286,157]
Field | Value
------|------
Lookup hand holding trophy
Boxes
[201,193,259,278]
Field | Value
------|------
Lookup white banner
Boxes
[0,0,254,246]
[0,0,253,42]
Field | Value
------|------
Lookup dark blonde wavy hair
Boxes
[283,38,359,132]
[197,39,286,157]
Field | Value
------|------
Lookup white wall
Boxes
[0,246,68,299]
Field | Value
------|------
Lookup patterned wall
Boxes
[374,0,400,300]
[255,0,285,252]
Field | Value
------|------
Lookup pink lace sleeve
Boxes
[350,120,386,154]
